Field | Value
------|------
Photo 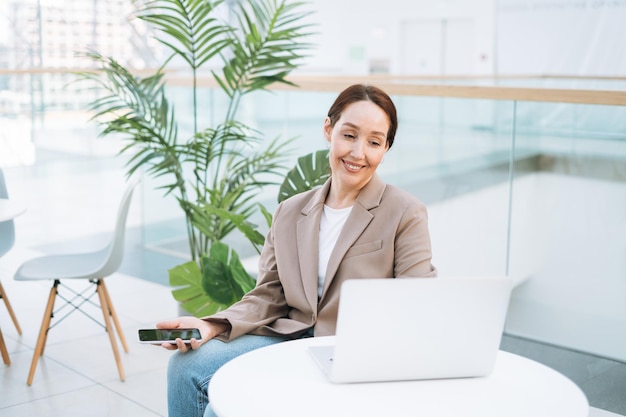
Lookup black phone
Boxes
[138,328,202,344]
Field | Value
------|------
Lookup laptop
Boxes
[308,276,513,383]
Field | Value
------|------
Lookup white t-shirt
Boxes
[318,204,353,298]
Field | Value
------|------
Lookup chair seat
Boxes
[14,248,111,281]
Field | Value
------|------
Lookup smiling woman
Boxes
[155,83,437,417]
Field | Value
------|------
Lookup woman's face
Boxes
[324,100,390,193]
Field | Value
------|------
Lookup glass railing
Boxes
[2,71,625,364]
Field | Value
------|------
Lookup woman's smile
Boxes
[342,159,365,172]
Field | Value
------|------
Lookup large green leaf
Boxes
[200,245,241,305]
[277,149,330,203]
[201,242,256,301]
[169,242,256,316]
[169,260,228,316]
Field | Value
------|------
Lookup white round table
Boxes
[0,198,26,222]
[210,336,589,417]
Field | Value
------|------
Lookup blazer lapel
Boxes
[321,174,386,298]
[296,181,330,311]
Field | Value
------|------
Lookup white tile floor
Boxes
[0,155,623,417]
[0,272,176,416]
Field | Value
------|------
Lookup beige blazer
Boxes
[208,173,436,340]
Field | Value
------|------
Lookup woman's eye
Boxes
[343,134,355,139]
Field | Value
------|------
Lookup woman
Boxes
[157,84,437,417]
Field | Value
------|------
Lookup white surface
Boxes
[0,198,26,222]
[210,336,589,417]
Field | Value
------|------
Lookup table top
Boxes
[210,336,589,417]
[0,198,26,222]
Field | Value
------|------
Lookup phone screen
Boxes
[138,328,201,343]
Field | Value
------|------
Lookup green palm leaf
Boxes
[77,52,185,196]
[278,149,330,203]
[220,0,315,99]
[139,0,232,69]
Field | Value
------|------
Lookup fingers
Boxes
[174,338,205,352]
[175,338,190,352]
[160,342,178,351]
[158,339,190,352]
[189,338,202,350]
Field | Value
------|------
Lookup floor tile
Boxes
[0,349,95,408]
[501,334,626,415]
[103,367,169,416]
[500,334,620,384]
[104,273,181,325]
[581,365,626,415]
[1,384,162,417]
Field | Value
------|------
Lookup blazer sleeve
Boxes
[394,198,437,278]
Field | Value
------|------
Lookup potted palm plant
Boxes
[79,0,313,316]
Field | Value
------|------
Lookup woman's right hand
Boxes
[155,316,229,352]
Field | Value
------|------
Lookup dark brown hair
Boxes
[326,84,398,149]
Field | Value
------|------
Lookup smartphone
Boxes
[138,328,202,344]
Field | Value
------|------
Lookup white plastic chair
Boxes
[14,175,140,385]
[0,167,22,366]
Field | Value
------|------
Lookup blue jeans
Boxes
[167,334,287,417]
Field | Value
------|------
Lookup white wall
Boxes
[299,0,496,75]
[496,0,626,76]
[299,0,626,77]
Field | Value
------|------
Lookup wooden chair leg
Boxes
[0,326,10,365]
[99,279,129,352]
[27,281,58,386]
[97,280,125,382]
[0,281,22,335]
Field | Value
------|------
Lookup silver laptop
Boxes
[309,276,513,383]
